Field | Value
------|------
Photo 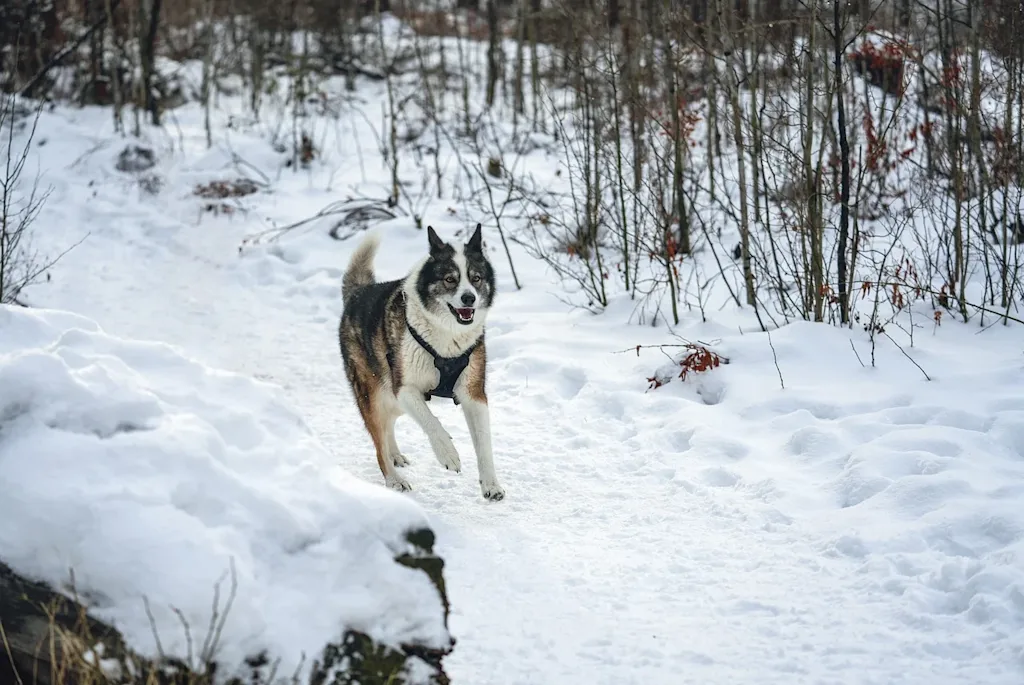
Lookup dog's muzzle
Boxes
[449,303,476,324]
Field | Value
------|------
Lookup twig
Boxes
[619,342,730,363]
[882,330,932,381]
[170,607,195,669]
[855,279,1024,326]
[142,597,167,659]
[0,620,25,685]
[228,150,271,187]
[200,559,238,665]
[849,338,866,367]
[240,198,400,249]
[289,653,307,685]
[765,326,784,389]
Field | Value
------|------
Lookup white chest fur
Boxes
[400,337,441,392]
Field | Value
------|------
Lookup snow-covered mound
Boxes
[0,304,451,680]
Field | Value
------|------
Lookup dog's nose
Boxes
[461,292,476,306]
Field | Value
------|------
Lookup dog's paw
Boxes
[385,473,412,492]
[392,452,411,467]
[431,435,462,473]
[481,480,506,501]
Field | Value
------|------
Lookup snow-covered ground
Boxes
[4,26,1024,683]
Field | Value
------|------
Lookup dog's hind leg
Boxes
[355,381,411,491]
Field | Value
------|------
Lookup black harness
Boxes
[406,322,481,405]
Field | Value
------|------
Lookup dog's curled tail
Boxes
[342,232,380,300]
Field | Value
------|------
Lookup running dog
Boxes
[338,224,505,501]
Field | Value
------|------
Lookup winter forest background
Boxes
[4,0,1024,331]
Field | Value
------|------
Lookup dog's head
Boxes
[412,224,495,329]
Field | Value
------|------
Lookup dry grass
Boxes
[0,566,240,685]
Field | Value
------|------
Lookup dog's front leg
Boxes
[458,396,505,501]
[397,388,462,472]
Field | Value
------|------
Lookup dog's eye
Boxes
[445,275,457,285]
[470,274,481,284]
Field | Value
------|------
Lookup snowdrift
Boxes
[0,304,452,683]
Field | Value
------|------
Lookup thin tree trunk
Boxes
[140,0,163,125]
[529,0,541,128]
[201,0,214,148]
[803,0,820,319]
[105,0,123,133]
[834,0,851,324]
[513,0,526,121]
[485,0,499,107]
[666,19,691,255]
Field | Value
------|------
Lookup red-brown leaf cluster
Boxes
[678,344,724,381]
[848,37,910,97]
[646,343,728,391]
[651,100,702,146]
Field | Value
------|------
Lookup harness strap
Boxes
[406,321,481,405]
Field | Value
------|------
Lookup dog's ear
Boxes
[427,225,447,257]
[466,223,483,254]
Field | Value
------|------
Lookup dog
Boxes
[338,223,505,501]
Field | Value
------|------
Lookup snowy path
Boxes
[20,110,1024,684]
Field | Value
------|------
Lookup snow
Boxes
[0,305,450,679]
[4,18,1024,685]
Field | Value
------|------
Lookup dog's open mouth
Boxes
[448,304,476,324]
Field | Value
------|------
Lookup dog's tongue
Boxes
[456,308,474,321]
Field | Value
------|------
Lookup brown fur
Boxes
[462,344,488,404]
[338,287,409,479]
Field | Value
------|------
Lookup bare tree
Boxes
[0,94,69,306]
